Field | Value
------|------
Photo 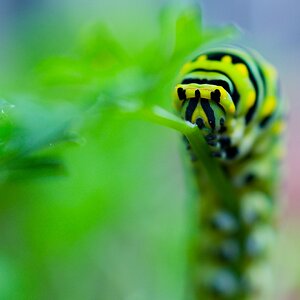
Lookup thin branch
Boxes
[104,100,239,208]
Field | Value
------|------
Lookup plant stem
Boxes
[113,101,239,208]
[185,125,239,211]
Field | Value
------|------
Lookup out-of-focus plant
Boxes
[0,5,237,185]
[0,4,241,300]
[0,99,80,183]
[33,6,236,106]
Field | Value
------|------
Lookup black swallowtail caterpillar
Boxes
[174,46,283,299]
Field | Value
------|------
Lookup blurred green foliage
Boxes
[0,3,239,299]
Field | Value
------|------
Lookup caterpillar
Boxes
[174,46,283,299]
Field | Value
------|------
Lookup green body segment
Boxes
[174,46,283,299]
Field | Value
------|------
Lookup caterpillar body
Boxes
[174,46,283,299]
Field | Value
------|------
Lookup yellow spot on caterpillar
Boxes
[228,104,235,114]
[197,55,207,62]
[235,63,249,76]
[221,55,232,64]
[272,120,284,134]
[246,90,256,108]
[191,105,208,124]
[180,62,193,75]
[262,96,276,116]
[185,88,197,98]
[217,88,235,115]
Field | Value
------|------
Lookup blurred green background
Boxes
[0,0,298,299]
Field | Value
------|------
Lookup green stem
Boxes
[111,101,239,208]
[116,102,192,134]
[185,125,239,211]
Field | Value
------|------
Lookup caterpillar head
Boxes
[174,84,235,134]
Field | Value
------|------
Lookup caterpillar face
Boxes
[175,83,239,160]
[175,84,235,133]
